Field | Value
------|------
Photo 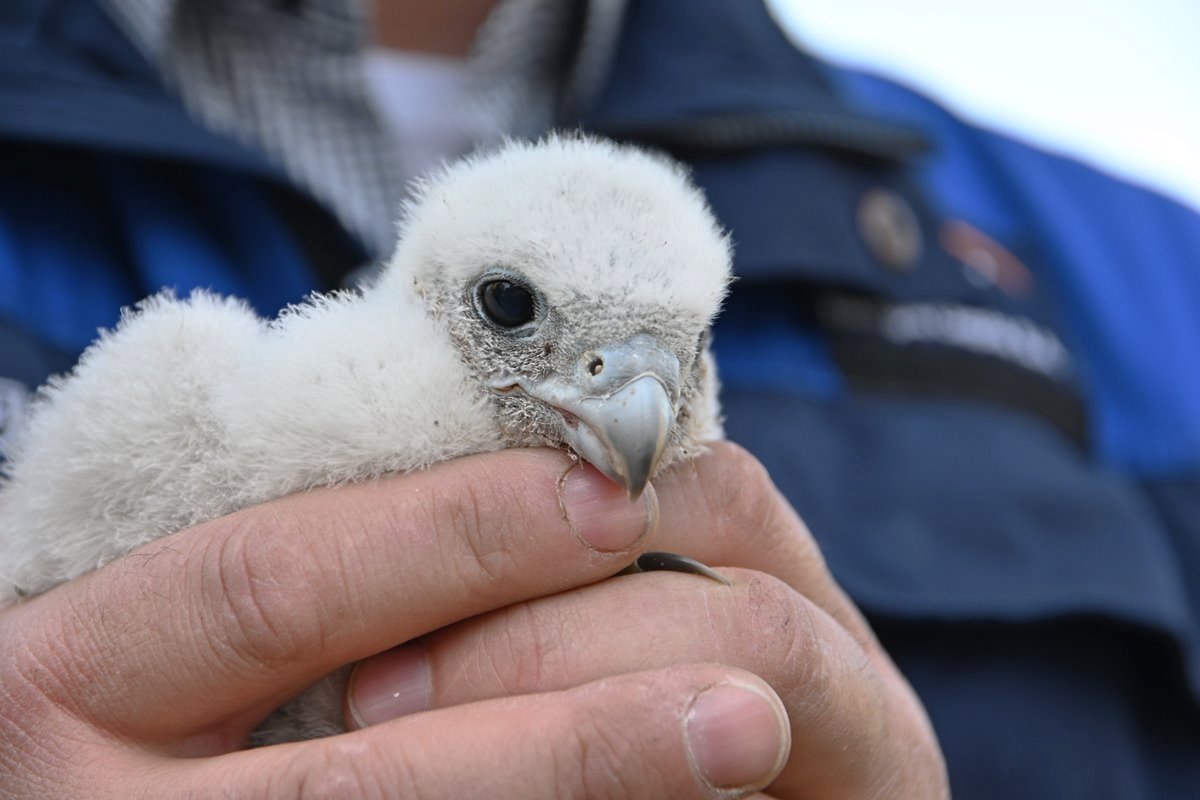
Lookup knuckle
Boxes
[437,600,561,701]
[0,650,75,779]
[739,572,823,685]
[197,513,335,671]
[4,588,145,731]
[700,442,825,572]
[709,440,772,488]
[701,442,778,536]
[483,602,562,694]
[0,614,115,795]
[415,471,522,595]
[1,608,81,717]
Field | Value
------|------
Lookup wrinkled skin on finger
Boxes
[0,444,946,798]
[346,442,949,799]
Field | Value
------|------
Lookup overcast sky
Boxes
[767,0,1200,212]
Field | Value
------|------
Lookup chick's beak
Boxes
[490,334,680,500]
[557,372,674,500]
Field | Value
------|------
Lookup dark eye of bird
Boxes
[480,280,537,328]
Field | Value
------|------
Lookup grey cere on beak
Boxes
[489,333,680,499]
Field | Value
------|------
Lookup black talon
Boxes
[618,551,731,585]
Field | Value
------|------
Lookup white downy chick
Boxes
[0,135,732,741]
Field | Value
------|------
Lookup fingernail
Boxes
[559,461,656,553]
[686,682,790,791]
[345,645,431,729]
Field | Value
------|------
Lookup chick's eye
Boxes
[480,280,537,328]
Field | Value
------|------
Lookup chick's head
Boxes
[375,135,732,498]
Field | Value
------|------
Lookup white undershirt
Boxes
[362,48,475,186]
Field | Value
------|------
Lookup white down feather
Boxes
[0,134,732,742]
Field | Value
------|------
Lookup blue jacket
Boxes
[3,1,1198,796]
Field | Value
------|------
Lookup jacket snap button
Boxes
[857,188,922,272]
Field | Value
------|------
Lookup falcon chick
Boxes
[0,135,732,740]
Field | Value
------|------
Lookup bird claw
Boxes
[617,551,731,585]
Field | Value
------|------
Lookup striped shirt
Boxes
[100,0,627,258]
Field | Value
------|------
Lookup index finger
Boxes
[3,449,654,744]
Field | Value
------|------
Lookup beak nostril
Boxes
[588,357,604,376]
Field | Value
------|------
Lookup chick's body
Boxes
[0,136,732,742]
[0,288,497,600]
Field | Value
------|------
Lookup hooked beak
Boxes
[489,334,680,500]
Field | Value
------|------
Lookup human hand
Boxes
[345,442,950,799]
[0,448,791,798]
